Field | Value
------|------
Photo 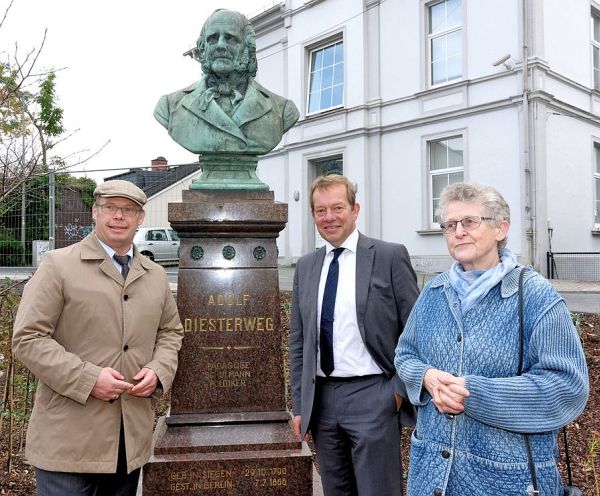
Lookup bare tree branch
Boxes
[0,0,14,32]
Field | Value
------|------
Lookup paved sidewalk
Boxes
[549,279,600,293]
[549,279,600,314]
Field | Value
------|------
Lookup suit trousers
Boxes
[35,420,140,496]
[311,375,404,496]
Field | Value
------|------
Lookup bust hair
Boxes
[197,9,258,78]
[309,174,357,212]
[436,182,511,250]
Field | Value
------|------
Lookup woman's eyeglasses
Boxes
[440,215,494,234]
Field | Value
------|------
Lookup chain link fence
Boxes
[547,252,600,281]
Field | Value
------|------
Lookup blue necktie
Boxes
[320,247,345,376]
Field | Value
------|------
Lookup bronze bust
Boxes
[154,9,299,157]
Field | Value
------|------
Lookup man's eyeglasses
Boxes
[96,203,141,218]
[440,215,494,234]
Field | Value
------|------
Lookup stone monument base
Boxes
[147,188,314,494]
[143,412,313,495]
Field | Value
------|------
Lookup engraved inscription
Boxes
[184,293,275,333]
[205,361,252,388]
[207,293,250,306]
[168,469,234,492]
[244,466,288,488]
[183,316,274,332]
[162,465,293,493]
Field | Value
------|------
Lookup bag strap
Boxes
[519,268,576,493]
[518,268,526,375]
[518,268,540,495]
[562,418,575,487]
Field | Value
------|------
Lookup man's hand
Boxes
[423,368,469,415]
[292,415,306,441]
[128,367,158,398]
[91,367,134,402]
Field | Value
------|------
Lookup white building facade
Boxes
[252,0,600,276]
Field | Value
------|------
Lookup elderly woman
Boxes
[394,182,588,495]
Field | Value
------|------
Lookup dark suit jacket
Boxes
[290,233,420,438]
[154,78,299,155]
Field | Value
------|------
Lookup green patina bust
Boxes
[154,9,299,189]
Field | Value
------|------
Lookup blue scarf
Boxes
[448,248,518,315]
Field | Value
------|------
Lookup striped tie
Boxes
[113,254,130,280]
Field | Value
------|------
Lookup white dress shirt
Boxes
[95,235,133,274]
[316,229,383,377]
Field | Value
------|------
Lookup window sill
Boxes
[417,229,443,236]
[303,105,346,121]
[415,78,467,98]
[591,229,600,236]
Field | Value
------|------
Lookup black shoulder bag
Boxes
[517,268,583,496]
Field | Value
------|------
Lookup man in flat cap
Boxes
[154,8,299,156]
[13,180,184,496]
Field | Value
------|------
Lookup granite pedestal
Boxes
[143,190,312,495]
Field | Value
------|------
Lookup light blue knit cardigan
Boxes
[394,267,589,496]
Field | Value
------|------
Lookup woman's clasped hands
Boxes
[424,368,470,415]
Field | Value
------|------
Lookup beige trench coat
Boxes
[12,234,184,473]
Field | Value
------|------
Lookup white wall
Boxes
[545,114,600,251]
[542,0,592,87]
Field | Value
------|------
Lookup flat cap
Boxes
[94,180,147,207]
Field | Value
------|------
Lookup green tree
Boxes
[0,1,102,265]
[0,3,64,202]
[0,0,99,205]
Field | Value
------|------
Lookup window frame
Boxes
[304,150,346,249]
[592,9,600,91]
[426,0,464,88]
[427,133,465,228]
[594,142,600,228]
[306,37,345,116]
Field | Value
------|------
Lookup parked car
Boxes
[133,227,180,263]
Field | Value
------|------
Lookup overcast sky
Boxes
[0,0,274,183]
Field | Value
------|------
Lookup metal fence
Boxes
[546,252,600,281]
[0,163,201,267]
[0,174,63,267]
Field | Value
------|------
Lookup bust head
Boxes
[197,9,257,80]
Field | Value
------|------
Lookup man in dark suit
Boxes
[290,174,419,496]
[154,9,299,156]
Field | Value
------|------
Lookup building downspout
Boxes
[522,0,534,266]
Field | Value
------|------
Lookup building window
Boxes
[429,135,464,224]
[592,11,600,90]
[312,156,343,177]
[307,40,344,114]
[428,0,462,86]
[595,144,600,225]
[310,155,344,248]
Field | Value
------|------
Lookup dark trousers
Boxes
[35,422,140,496]
[311,375,404,496]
